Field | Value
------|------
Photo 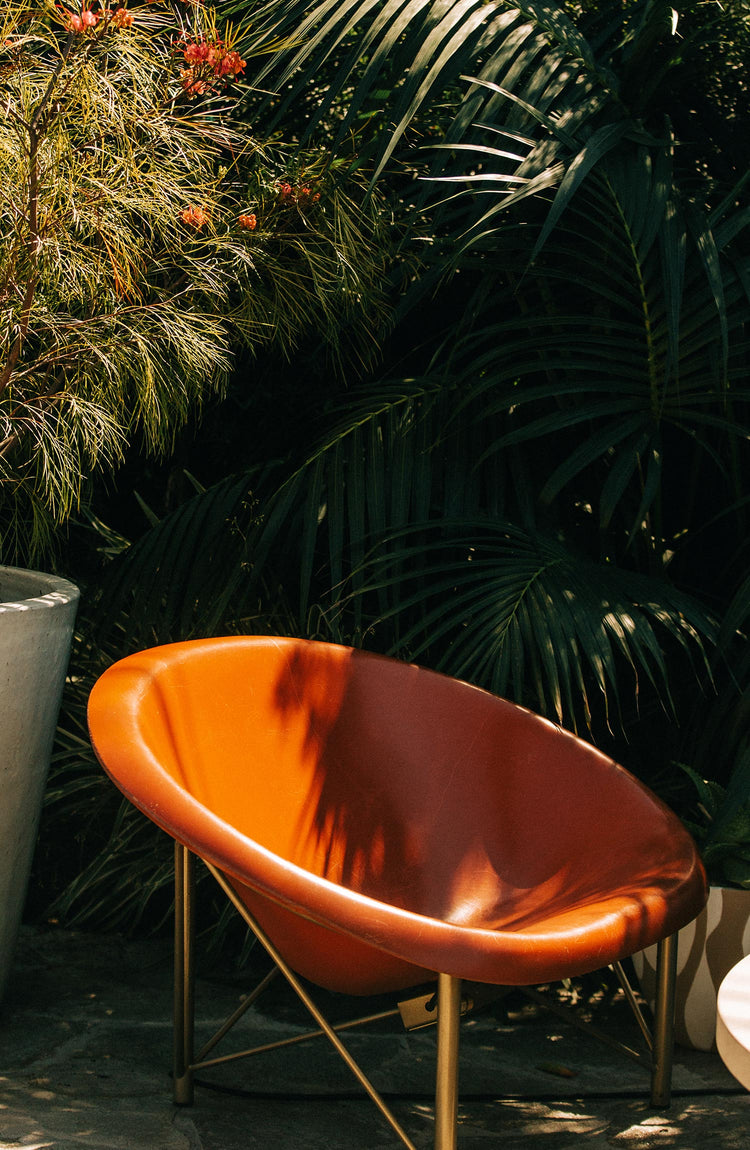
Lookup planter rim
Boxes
[0,564,79,614]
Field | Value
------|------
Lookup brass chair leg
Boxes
[435,973,461,1150]
[205,862,419,1150]
[650,933,677,1108]
[173,843,195,1105]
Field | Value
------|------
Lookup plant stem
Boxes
[0,270,38,399]
[0,34,77,400]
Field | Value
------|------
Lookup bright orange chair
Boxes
[87,636,707,1150]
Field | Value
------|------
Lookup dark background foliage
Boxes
[29,0,750,935]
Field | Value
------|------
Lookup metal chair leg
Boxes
[205,862,419,1150]
[173,843,195,1105]
[435,974,461,1150]
[650,933,678,1108]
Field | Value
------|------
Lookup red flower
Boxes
[181,38,245,84]
[180,205,209,230]
[183,39,210,64]
[238,213,257,230]
[111,7,133,27]
[64,5,99,31]
[218,49,245,77]
[180,68,207,95]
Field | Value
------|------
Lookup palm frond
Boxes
[245,0,607,181]
[347,518,716,732]
[91,472,266,648]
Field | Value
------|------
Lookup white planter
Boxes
[0,566,79,1000]
[632,884,750,1051]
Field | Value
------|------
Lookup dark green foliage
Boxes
[39,0,750,933]
[680,751,750,889]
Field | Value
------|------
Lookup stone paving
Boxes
[0,926,747,1148]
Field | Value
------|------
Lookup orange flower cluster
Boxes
[238,213,257,230]
[278,182,321,206]
[64,4,99,31]
[61,4,133,32]
[111,7,133,27]
[180,205,209,230]
[180,36,246,96]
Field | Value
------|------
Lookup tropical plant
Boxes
[679,752,750,890]
[671,576,750,887]
[76,0,750,729]
[38,0,750,932]
[222,0,749,735]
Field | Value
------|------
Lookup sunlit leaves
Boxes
[0,2,395,563]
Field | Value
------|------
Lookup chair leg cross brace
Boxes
[208,862,432,1149]
[174,845,418,1149]
[173,845,678,1147]
[611,937,678,1108]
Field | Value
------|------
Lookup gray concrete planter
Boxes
[0,566,79,999]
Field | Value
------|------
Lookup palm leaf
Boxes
[433,143,750,540]
[245,0,607,181]
[92,473,260,647]
[347,518,715,731]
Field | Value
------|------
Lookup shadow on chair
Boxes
[87,636,707,1150]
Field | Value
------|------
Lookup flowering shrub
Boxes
[0,0,391,562]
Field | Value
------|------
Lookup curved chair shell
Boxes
[88,636,707,996]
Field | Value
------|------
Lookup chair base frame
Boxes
[172,844,679,1149]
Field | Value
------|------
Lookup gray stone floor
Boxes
[0,926,747,1148]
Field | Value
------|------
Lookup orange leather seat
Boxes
[87,636,707,1145]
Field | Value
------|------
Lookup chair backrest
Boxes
[88,636,706,992]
